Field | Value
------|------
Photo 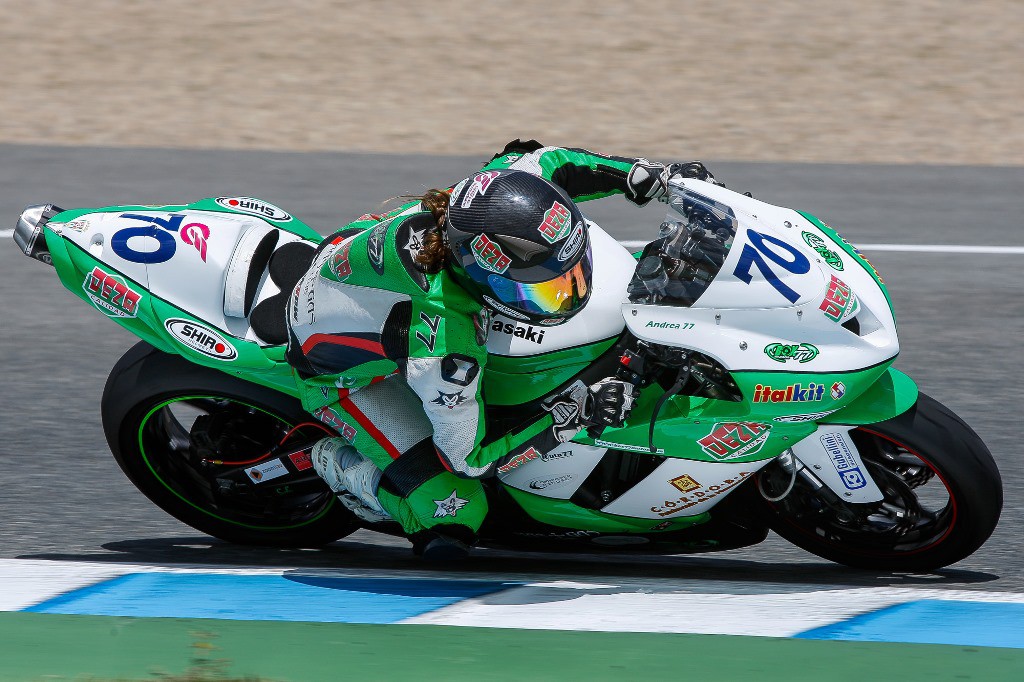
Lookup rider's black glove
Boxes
[582,378,639,430]
[626,160,724,206]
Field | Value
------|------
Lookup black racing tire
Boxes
[101,341,359,547]
[763,392,1002,571]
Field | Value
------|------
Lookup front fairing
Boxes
[623,180,899,376]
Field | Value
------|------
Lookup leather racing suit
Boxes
[285,140,674,542]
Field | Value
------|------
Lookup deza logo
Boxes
[698,422,771,461]
[215,197,292,222]
[82,266,143,318]
[164,319,238,361]
[537,201,572,243]
[819,274,859,322]
[111,213,210,264]
[471,233,511,274]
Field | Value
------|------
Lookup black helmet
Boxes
[445,170,591,325]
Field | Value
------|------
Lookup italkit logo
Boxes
[164,319,238,361]
[216,197,292,222]
[753,382,827,403]
[763,342,819,363]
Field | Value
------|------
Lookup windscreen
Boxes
[627,185,738,307]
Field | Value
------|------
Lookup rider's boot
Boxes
[310,437,391,524]
[411,524,476,561]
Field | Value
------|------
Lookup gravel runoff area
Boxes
[3,0,1021,165]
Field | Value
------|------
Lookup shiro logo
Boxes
[216,197,292,222]
[164,319,238,361]
[557,222,586,261]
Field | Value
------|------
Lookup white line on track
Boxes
[618,240,1024,254]
[2,229,1020,254]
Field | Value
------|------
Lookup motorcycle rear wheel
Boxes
[102,342,359,547]
[763,392,1001,571]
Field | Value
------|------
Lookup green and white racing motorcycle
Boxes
[14,180,1001,570]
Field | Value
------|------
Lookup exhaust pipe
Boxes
[14,204,63,266]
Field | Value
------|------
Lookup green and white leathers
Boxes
[285,143,667,537]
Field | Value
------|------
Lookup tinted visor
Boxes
[486,249,592,316]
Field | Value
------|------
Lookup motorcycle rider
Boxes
[286,139,718,559]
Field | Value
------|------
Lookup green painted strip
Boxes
[0,612,1021,681]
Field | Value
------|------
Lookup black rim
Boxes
[137,395,336,531]
[762,428,956,557]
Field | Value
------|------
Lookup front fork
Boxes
[777,426,884,504]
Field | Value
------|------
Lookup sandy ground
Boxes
[2,1,1021,165]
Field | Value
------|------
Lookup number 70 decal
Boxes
[732,230,810,303]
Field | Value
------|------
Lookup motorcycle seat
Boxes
[248,241,316,345]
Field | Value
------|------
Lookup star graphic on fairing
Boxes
[433,490,469,518]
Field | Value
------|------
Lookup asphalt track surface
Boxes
[1,144,1022,593]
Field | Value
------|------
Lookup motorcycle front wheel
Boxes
[101,342,359,547]
[761,392,1002,571]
